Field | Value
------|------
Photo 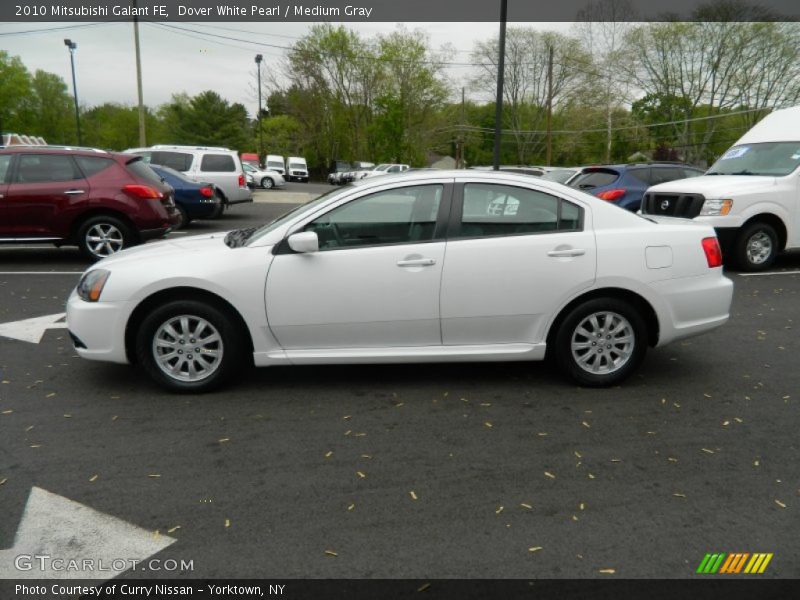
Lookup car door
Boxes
[440,181,596,345]
[0,154,12,236]
[266,182,451,350]
[5,153,88,238]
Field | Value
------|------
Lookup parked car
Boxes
[359,163,410,180]
[541,167,581,185]
[569,163,705,212]
[66,170,732,392]
[642,106,800,271]
[285,156,309,182]
[328,160,352,185]
[149,165,222,228]
[242,163,285,189]
[124,145,253,208]
[265,154,286,176]
[0,146,179,261]
[340,161,376,184]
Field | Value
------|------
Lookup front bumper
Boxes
[66,290,131,364]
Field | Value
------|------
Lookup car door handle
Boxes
[397,258,437,267]
[63,189,86,195]
[547,248,586,257]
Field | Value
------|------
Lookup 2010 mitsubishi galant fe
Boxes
[66,171,734,392]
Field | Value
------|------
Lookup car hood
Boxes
[647,175,777,196]
[96,233,230,269]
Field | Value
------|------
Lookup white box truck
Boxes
[642,106,800,271]
[285,156,309,182]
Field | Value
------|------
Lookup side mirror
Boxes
[287,231,319,253]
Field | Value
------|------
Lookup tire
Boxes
[734,222,778,272]
[76,215,134,262]
[261,177,274,189]
[135,299,248,393]
[553,298,647,387]
[175,205,189,229]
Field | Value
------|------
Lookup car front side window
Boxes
[303,184,444,251]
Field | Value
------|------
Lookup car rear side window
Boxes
[200,154,236,172]
[627,168,651,184]
[75,156,115,177]
[649,167,685,184]
[571,170,619,189]
[457,183,582,238]
[0,155,11,183]
[150,151,193,171]
[16,154,82,183]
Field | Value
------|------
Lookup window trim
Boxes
[447,182,585,241]
[274,182,454,255]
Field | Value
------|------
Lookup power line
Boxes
[0,23,113,37]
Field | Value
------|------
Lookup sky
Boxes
[0,20,572,115]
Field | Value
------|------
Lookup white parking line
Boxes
[0,271,82,275]
[738,270,800,277]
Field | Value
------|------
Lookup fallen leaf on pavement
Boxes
[356,471,366,479]
[89,475,98,482]
[410,491,418,501]
[775,500,786,508]
[168,526,181,533]
[598,568,616,574]
[520,503,532,510]
[324,550,338,557]
[325,451,333,458]
[528,547,543,553]
[544,471,556,479]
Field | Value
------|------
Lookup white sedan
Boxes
[66,171,733,392]
[242,163,285,189]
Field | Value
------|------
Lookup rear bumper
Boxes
[652,272,734,346]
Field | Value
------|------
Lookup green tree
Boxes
[26,70,75,144]
[161,91,250,149]
[0,51,33,136]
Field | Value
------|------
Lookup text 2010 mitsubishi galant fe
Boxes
[67,171,733,392]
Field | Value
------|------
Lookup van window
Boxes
[201,154,236,172]
[150,151,193,171]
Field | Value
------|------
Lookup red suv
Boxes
[0,147,180,261]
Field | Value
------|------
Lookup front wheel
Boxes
[734,222,778,272]
[77,215,134,261]
[135,300,248,393]
[554,298,647,387]
[261,177,274,189]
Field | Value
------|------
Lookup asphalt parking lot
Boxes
[1,188,798,580]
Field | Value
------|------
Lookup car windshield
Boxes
[289,162,305,169]
[541,169,577,184]
[245,188,346,246]
[707,142,800,176]
[373,164,391,171]
[243,164,255,172]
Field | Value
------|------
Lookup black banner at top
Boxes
[2,0,800,22]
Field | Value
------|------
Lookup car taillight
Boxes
[238,174,245,187]
[596,188,626,201]
[702,237,723,268]
[200,186,214,198]
[122,184,163,199]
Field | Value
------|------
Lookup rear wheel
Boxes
[734,222,778,272]
[261,177,274,189]
[175,205,190,229]
[135,300,248,393]
[77,215,134,261]
[554,298,647,387]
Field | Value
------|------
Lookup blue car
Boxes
[569,163,705,212]
[150,164,222,228]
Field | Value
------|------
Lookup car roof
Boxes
[0,146,132,161]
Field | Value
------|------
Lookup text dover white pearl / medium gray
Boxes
[66,170,734,392]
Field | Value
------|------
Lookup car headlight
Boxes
[76,269,110,302]
[699,198,733,216]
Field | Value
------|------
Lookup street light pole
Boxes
[492,0,507,171]
[64,39,81,145]
[255,54,263,166]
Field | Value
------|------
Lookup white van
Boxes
[285,156,309,182]
[265,154,285,176]
[642,106,800,271]
[125,145,252,206]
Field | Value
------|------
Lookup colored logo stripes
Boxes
[696,553,773,574]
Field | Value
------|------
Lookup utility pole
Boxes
[492,0,508,171]
[64,39,81,145]
[545,43,554,167]
[133,0,146,146]
[255,54,264,165]
[456,87,465,168]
